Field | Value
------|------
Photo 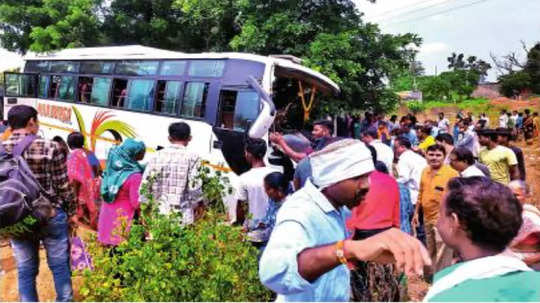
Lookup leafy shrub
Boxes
[0,216,38,238]
[406,100,426,114]
[79,164,271,302]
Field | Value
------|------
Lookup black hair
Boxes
[264,172,289,193]
[525,109,530,115]
[7,105,38,130]
[445,177,522,252]
[169,122,191,141]
[67,132,85,149]
[477,129,498,142]
[435,133,454,145]
[451,147,475,165]
[426,143,446,156]
[495,127,512,138]
[420,125,432,135]
[313,119,334,133]
[395,136,411,149]
[245,138,267,160]
[363,128,378,139]
[390,115,398,122]
[52,136,69,158]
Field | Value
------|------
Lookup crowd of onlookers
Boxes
[1,104,540,301]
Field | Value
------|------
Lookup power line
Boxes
[382,0,491,26]
[367,0,444,20]
[370,0,459,23]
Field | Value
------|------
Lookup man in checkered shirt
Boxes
[2,105,75,301]
[140,122,203,224]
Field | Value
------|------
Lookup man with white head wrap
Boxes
[259,139,430,301]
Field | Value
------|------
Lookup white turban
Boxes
[310,139,374,190]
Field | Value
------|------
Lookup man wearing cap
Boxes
[259,139,430,301]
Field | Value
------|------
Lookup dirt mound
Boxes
[490,97,540,111]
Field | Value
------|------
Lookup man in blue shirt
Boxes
[259,139,430,301]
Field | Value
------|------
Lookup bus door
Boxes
[213,85,263,175]
[2,72,38,120]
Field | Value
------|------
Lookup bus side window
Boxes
[111,79,128,108]
[125,79,154,111]
[78,77,93,103]
[181,82,208,118]
[49,75,61,99]
[218,90,236,129]
[90,77,112,106]
[156,80,182,115]
[38,75,48,98]
[4,74,36,97]
[218,90,259,131]
[57,76,75,101]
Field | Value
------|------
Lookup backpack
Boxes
[0,135,55,229]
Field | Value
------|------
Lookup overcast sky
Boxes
[2,0,540,82]
[354,0,540,81]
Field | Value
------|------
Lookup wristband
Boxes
[335,240,348,265]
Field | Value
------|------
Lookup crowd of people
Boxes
[1,104,540,302]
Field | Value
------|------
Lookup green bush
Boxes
[79,165,272,302]
[0,216,38,239]
[406,100,426,114]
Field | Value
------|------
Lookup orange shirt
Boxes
[418,165,459,224]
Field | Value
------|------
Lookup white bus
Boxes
[2,45,339,210]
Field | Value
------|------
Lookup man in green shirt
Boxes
[426,177,540,302]
[478,129,519,184]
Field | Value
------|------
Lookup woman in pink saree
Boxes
[67,132,101,230]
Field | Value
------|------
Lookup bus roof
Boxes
[24,45,340,94]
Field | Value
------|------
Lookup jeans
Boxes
[11,209,73,302]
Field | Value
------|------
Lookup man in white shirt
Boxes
[394,136,427,205]
[437,112,450,134]
[360,127,394,172]
[499,110,509,128]
[479,113,490,128]
[237,138,277,247]
[448,147,486,178]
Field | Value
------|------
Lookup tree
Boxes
[498,71,532,98]
[29,0,105,52]
[0,0,105,53]
[447,52,466,70]
[490,40,528,76]
[440,69,478,100]
[417,75,451,100]
[229,0,421,113]
[0,0,54,53]
[1,0,419,113]
[524,42,540,94]
[447,52,491,83]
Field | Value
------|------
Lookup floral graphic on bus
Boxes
[72,106,137,152]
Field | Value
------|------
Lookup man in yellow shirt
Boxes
[417,125,436,153]
[414,144,458,280]
[478,129,519,185]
